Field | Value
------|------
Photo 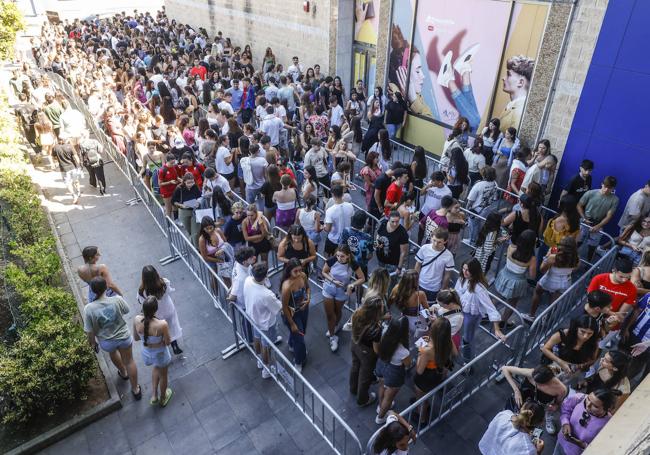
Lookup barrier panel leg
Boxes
[222,302,247,359]
[159,217,181,265]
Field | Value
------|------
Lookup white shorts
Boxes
[64,168,84,186]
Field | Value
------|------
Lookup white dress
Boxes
[137,278,183,342]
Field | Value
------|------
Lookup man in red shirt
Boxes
[587,257,637,332]
[158,153,182,217]
[384,169,409,217]
[189,58,207,81]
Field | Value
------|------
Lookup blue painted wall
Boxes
[554,0,650,234]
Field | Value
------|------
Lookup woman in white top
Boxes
[273,174,298,230]
[618,215,650,265]
[295,193,321,245]
[455,258,505,362]
[464,138,487,188]
[137,266,183,355]
[528,237,580,322]
[479,401,545,455]
[375,317,412,424]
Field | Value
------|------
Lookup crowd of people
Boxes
[13,8,650,455]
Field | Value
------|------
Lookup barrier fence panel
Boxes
[366,324,526,452]
[515,245,618,365]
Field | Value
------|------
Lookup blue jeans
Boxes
[461,312,482,362]
[386,123,400,139]
[246,186,264,211]
[451,85,481,132]
[283,306,309,366]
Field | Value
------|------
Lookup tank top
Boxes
[637,267,650,289]
[299,209,317,231]
[511,211,530,242]
[289,287,306,310]
[285,239,309,262]
[277,199,296,210]
[557,330,594,365]
[418,347,438,370]
[506,257,528,274]
[520,378,556,406]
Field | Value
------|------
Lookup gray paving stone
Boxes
[81,411,130,455]
[214,433,260,455]
[173,365,222,413]
[224,383,276,432]
[133,432,174,455]
[42,430,89,455]
[247,415,299,454]
[117,400,165,449]
[195,397,245,451]
[165,414,214,455]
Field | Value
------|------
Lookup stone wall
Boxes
[538,0,609,161]
[165,0,332,74]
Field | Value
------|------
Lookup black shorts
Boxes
[222,171,235,182]
[414,368,445,393]
[324,238,338,256]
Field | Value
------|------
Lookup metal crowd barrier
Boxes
[47,70,620,454]
[515,245,618,365]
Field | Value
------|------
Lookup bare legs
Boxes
[324,298,344,335]
[109,345,139,394]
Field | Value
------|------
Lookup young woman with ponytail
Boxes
[479,400,545,454]
[133,296,173,406]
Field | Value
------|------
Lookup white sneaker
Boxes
[453,43,480,75]
[325,330,330,337]
[437,51,454,87]
[342,321,353,332]
[545,413,557,435]
[275,335,283,344]
[262,364,276,379]
[257,359,263,369]
[375,414,387,425]
[329,335,339,352]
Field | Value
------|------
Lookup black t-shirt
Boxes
[368,172,392,212]
[54,144,79,172]
[385,100,406,125]
[357,323,382,348]
[260,182,279,209]
[171,184,202,205]
[171,145,194,162]
[565,173,592,200]
[375,221,409,266]
[223,216,245,245]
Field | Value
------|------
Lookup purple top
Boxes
[559,393,611,455]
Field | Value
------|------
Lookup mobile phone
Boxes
[414,337,428,348]
[532,428,543,440]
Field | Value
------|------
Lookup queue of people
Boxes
[23,8,650,455]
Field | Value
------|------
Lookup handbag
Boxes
[414,292,431,339]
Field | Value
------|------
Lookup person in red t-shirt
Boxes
[384,169,409,217]
[159,153,182,217]
[587,257,637,332]
[189,59,207,81]
[180,152,205,189]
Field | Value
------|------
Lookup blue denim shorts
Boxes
[142,346,172,368]
[322,281,348,302]
[375,359,406,388]
[254,322,278,348]
[98,336,132,353]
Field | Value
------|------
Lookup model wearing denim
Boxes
[280,260,311,370]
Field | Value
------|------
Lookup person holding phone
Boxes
[479,400,545,454]
[555,389,619,455]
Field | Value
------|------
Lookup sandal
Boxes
[132,385,142,401]
[160,388,173,407]
[149,397,159,406]
[117,369,129,380]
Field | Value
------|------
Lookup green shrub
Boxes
[0,316,95,424]
[0,1,25,61]
[0,91,95,425]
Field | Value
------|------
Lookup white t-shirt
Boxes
[478,410,536,455]
[216,146,234,174]
[467,180,498,212]
[217,100,234,115]
[324,202,355,243]
[389,344,410,366]
[203,175,231,196]
[229,262,250,307]
[260,114,284,146]
[243,277,282,330]
[249,156,268,190]
[415,244,455,292]
[420,184,453,215]
[330,105,344,127]
[520,163,541,193]
[618,188,650,229]
[464,148,486,173]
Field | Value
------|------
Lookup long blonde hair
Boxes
[362,268,390,305]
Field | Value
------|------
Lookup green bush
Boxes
[0,1,25,61]
[0,316,95,424]
[0,94,96,424]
